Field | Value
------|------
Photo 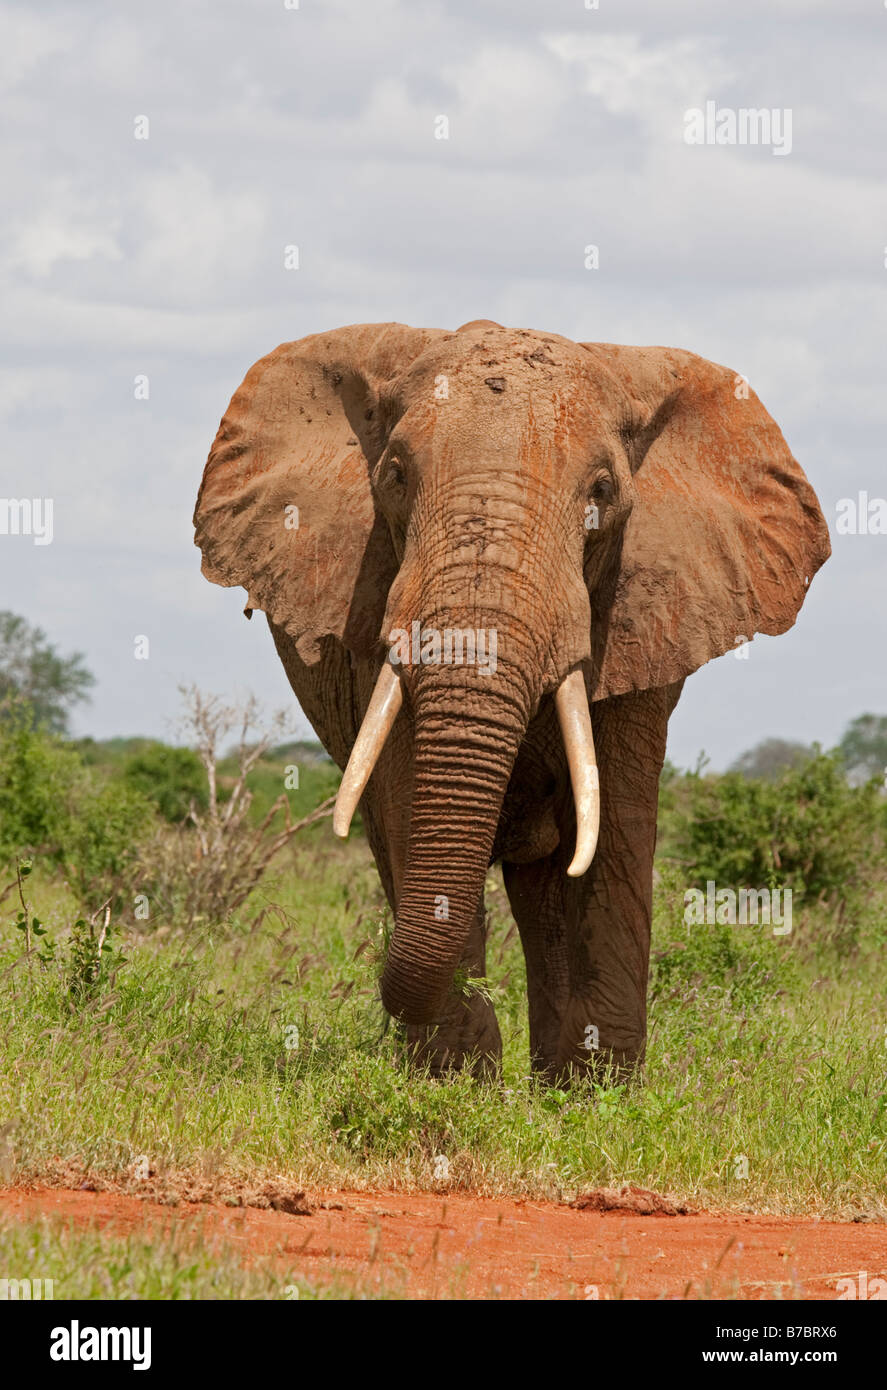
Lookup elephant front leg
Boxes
[404,902,502,1080]
[502,855,570,1081]
[554,681,683,1082]
[504,840,643,1083]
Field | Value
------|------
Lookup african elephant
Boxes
[193,320,830,1082]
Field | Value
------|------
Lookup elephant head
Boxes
[194,321,830,1024]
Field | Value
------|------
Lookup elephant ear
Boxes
[581,343,831,700]
[194,323,444,663]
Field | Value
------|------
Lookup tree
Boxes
[0,612,95,734]
[837,713,887,786]
[729,737,814,781]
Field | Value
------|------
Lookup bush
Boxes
[0,701,83,868]
[58,780,154,906]
[13,861,128,1001]
[672,752,885,908]
[131,687,334,929]
[650,870,794,1010]
[119,742,207,822]
[0,702,155,907]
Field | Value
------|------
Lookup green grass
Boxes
[1,835,884,1221]
[0,1212,392,1299]
[215,747,340,825]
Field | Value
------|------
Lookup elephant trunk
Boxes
[332,489,600,1024]
[379,670,531,1024]
[334,646,603,1024]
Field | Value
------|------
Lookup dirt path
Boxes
[2,1187,885,1300]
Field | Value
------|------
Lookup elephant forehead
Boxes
[403,328,581,386]
[393,331,623,441]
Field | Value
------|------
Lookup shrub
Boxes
[0,699,83,869]
[132,687,334,929]
[119,742,207,822]
[12,859,127,1001]
[672,752,885,909]
[57,779,154,906]
[0,701,155,907]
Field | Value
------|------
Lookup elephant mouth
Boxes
[332,660,600,878]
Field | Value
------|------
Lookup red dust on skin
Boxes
[1,1187,884,1300]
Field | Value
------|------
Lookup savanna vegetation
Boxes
[0,614,885,1267]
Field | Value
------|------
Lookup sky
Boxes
[1,0,884,770]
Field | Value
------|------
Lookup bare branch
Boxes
[133,687,328,929]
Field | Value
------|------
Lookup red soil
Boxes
[2,1186,885,1300]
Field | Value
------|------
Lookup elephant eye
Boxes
[382,456,407,491]
[589,475,614,505]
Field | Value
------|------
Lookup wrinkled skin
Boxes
[194,320,830,1082]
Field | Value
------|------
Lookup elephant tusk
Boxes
[333,662,403,838]
[555,668,600,877]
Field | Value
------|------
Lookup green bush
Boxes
[672,752,885,908]
[327,1055,467,1162]
[119,742,207,823]
[57,779,153,905]
[12,859,128,1000]
[0,702,83,868]
[649,864,795,1011]
[0,706,155,907]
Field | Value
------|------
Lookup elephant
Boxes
[193,320,830,1082]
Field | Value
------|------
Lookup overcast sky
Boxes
[1,0,884,769]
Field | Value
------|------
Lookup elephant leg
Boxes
[404,900,502,1080]
[553,680,684,1081]
[502,855,570,1079]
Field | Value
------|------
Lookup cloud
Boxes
[0,0,882,768]
[130,164,269,305]
[0,11,66,87]
[4,180,123,279]
[545,31,732,133]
